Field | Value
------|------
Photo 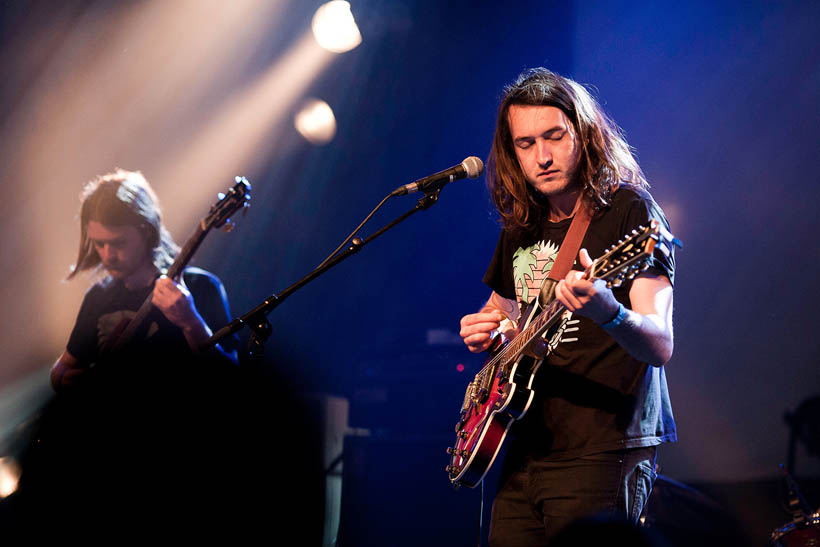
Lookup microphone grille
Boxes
[462,156,484,178]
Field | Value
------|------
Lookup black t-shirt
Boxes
[483,186,677,459]
[67,267,238,367]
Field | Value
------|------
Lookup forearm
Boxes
[50,360,70,391]
[599,304,673,366]
[555,263,674,366]
[483,291,518,314]
[181,314,239,366]
[180,312,212,351]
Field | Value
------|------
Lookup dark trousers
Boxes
[488,446,657,546]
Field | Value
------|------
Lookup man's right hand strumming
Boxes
[460,311,506,353]
[459,291,519,353]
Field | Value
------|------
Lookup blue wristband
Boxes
[600,303,627,330]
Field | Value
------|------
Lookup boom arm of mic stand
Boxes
[200,189,441,357]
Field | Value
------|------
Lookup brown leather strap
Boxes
[547,200,592,281]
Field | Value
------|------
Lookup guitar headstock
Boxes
[590,219,682,288]
[204,176,252,232]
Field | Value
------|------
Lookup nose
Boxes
[536,140,552,167]
[98,244,113,263]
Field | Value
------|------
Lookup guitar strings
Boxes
[471,227,653,387]
[475,298,566,384]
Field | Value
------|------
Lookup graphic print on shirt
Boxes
[97,310,159,351]
[511,240,580,352]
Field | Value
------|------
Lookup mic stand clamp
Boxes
[246,310,274,366]
[417,188,440,209]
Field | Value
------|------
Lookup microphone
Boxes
[391,156,484,197]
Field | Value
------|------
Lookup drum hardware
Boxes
[769,464,819,546]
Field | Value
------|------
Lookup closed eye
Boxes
[92,238,126,250]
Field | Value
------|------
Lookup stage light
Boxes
[0,457,21,498]
[294,99,337,144]
[311,1,362,53]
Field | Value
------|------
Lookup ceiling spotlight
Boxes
[311,1,362,53]
[294,98,337,144]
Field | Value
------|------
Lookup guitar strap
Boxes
[538,196,592,305]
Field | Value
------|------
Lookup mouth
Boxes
[538,170,560,178]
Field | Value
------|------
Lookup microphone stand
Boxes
[201,189,442,363]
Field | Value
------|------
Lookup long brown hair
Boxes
[487,68,648,232]
[67,169,178,280]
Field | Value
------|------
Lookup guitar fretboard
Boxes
[499,298,565,368]
[472,221,664,391]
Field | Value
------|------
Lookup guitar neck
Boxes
[167,223,208,279]
[111,225,208,351]
[499,298,567,368]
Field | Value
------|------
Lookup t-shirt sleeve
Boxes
[184,268,241,355]
[482,230,517,300]
[615,189,676,287]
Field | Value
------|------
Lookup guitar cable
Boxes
[478,480,484,547]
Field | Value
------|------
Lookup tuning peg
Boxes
[221,219,235,233]
[447,448,470,458]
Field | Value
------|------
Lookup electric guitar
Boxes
[104,176,251,353]
[446,219,681,488]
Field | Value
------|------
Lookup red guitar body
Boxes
[446,310,545,488]
[446,219,681,488]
